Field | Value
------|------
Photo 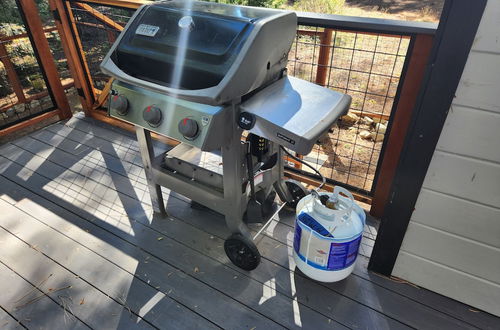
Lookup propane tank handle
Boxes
[333,186,355,221]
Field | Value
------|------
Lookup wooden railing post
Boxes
[315,29,333,87]
[370,34,434,217]
[49,0,96,115]
[15,0,72,119]
[0,38,26,104]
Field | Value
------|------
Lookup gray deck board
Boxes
[0,176,272,330]
[0,261,89,329]
[0,307,23,329]
[0,129,402,329]
[0,223,154,330]
[0,114,498,329]
[0,144,346,329]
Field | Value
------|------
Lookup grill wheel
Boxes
[224,234,261,271]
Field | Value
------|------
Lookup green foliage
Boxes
[205,0,286,9]
[0,0,51,26]
[292,0,345,14]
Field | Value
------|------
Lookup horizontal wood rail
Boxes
[74,2,125,31]
[0,81,74,113]
[0,27,58,42]
[0,109,60,137]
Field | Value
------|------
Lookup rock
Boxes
[359,130,372,140]
[14,104,26,114]
[340,113,359,126]
[370,131,385,142]
[348,127,358,133]
[375,122,387,134]
[5,108,15,117]
[362,116,374,125]
[371,117,388,125]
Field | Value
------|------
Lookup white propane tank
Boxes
[293,187,366,282]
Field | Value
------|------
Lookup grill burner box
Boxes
[101,1,351,270]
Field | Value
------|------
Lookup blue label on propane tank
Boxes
[297,212,333,237]
[327,236,362,270]
[294,217,362,271]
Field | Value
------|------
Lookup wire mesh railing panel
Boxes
[288,26,410,194]
[65,2,412,196]
[69,3,135,90]
[0,23,55,129]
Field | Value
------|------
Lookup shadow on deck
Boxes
[0,114,497,329]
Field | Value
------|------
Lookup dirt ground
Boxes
[344,0,445,22]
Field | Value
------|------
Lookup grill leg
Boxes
[136,127,167,216]
[221,117,251,238]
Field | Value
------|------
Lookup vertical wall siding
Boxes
[392,0,500,317]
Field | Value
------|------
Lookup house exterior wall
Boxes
[392,0,500,317]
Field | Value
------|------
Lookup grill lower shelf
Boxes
[163,143,224,191]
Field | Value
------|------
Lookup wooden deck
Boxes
[0,113,498,330]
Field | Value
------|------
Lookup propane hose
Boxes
[280,146,326,191]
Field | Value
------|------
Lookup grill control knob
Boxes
[110,95,129,115]
[143,106,162,127]
[178,118,199,139]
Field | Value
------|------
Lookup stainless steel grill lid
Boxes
[101,1,297,105]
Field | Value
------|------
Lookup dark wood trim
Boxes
[370,34,434,218]
[368,0,488,276]
[16,0,72,120]
[0,110,59,137]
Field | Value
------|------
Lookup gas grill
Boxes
[101,1,351,270]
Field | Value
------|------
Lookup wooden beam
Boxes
[0,26,58,42]
[315,29,333,87]
[63,0,97,104]
[350,110,390,121]
[0,80,74,113]
[16,0,72,120]
[49,0,94,115]
[74,0,148,9]
[74,2,124,31]
[92,78,113,110]
[0,110,59,137]
[370,34,434,218]
[284,171,372,205]
[0,39,26,103]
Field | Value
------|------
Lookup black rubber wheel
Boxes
[285,179,308,209]
[224,234,261,271]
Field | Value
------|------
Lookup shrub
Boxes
[292,0,345,14]
[205,0,286,9]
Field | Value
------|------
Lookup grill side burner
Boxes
[101,1,351,270]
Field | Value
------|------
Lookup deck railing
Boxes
[47,0,437,214]
[0,0,73,136]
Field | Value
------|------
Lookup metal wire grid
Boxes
[70,4,135,90]
[0,17,55,129]
[67,4,410,195]
[288,26,410,194]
